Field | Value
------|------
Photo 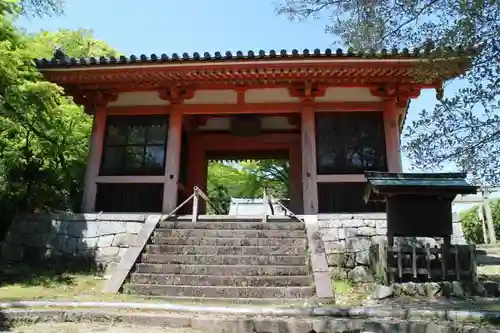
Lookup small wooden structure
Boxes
[365,172,478,283]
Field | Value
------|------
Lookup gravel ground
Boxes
[8,323,206,333]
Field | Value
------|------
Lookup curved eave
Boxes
[38,57,468,91]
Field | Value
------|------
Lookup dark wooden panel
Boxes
[387,195,453,237]
[95,183,163,212]
[315,112,387,175]
[318,182,386,213]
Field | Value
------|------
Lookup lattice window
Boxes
[315,112,387,175]
[100,115,169,176]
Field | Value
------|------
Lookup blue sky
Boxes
[16,0,460,173]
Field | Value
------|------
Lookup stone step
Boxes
[125,295,308,305]
[153,229,306,239]
[158,221,305,230]
[144,245,306,256]
[129,273,312,287]
[124,284,314,298]
[134,263,309,276]
[151,237,307,247]
[170,215,296,223]
[140,254,307,266]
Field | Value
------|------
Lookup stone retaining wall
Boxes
[0,213,147,272]
[318,213,466,283]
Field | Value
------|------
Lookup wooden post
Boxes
[192,188,199,222]
[383,99,402,172]
[483,189,497,244]
[81,109,106,212]
[300,104,318,214]
[470,244,477,283]
[425,243,432,280]
[162,107,183,213]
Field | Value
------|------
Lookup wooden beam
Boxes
[96,176,166,183]
[301,104,319,214]
[162,106,183,213]
[105,102,385,116]
[81,109,106,212]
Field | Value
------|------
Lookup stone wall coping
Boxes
[0,301,498,323]
[15,213,149,222]
[317,213,387,220]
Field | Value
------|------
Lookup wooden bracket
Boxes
[289,81,326,101]
[67,88,119,113]
[371,84,421,108]
[158,85,196,104]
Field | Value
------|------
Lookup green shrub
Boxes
[460,199,500,244]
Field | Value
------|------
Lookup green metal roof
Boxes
[364,171,478,202]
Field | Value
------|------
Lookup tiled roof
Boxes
[34,46,475,69]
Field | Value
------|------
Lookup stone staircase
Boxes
[122,216,314,304]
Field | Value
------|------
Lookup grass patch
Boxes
[0,264,134,302]
[333,279,354,295]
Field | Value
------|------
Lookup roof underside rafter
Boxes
[36,48,473,92]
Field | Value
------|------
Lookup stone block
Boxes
[118,247,128,257]
[95,247,119,262]
[99,221,127,236]
[347,266,373,283]
[59,221,88,238]
[318,219,343,228]
[323,241,346,254]
[2,244,24,262]
[82,222,100,238]
[20,218,52,234]
[344,219,366,228]
[97,235,115,247]
[321,229,339,241]
[357,227,376,236]
[97,214,147,222]
[23,233,50,248]
[126,222,144,234]
[81,237,99,249]
[362,219,378,227]
[112,234,134,247]
[3,232,23,246]
[347,237,372,253]
[61,237,78,254]
[327,253,344,266]
[328,266,348,280]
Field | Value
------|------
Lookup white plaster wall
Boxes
[184,90,237,104]
[315,87,382,102]
[108,92,169,107]
[245,88,300,103]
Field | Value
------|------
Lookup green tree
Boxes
[206,160,290,213]
[277,0,499,184]
[460,200,500,244]
[0,0,117,239]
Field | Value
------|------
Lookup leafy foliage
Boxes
[206,160,290,212]
[276,0,500,184]
[460,200,500,244]
[0,0,116,239]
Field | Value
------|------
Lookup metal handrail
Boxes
[262,187,302,222]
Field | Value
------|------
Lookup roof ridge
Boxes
[34,46,476,69]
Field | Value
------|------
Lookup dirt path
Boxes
[9,323,206,333]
